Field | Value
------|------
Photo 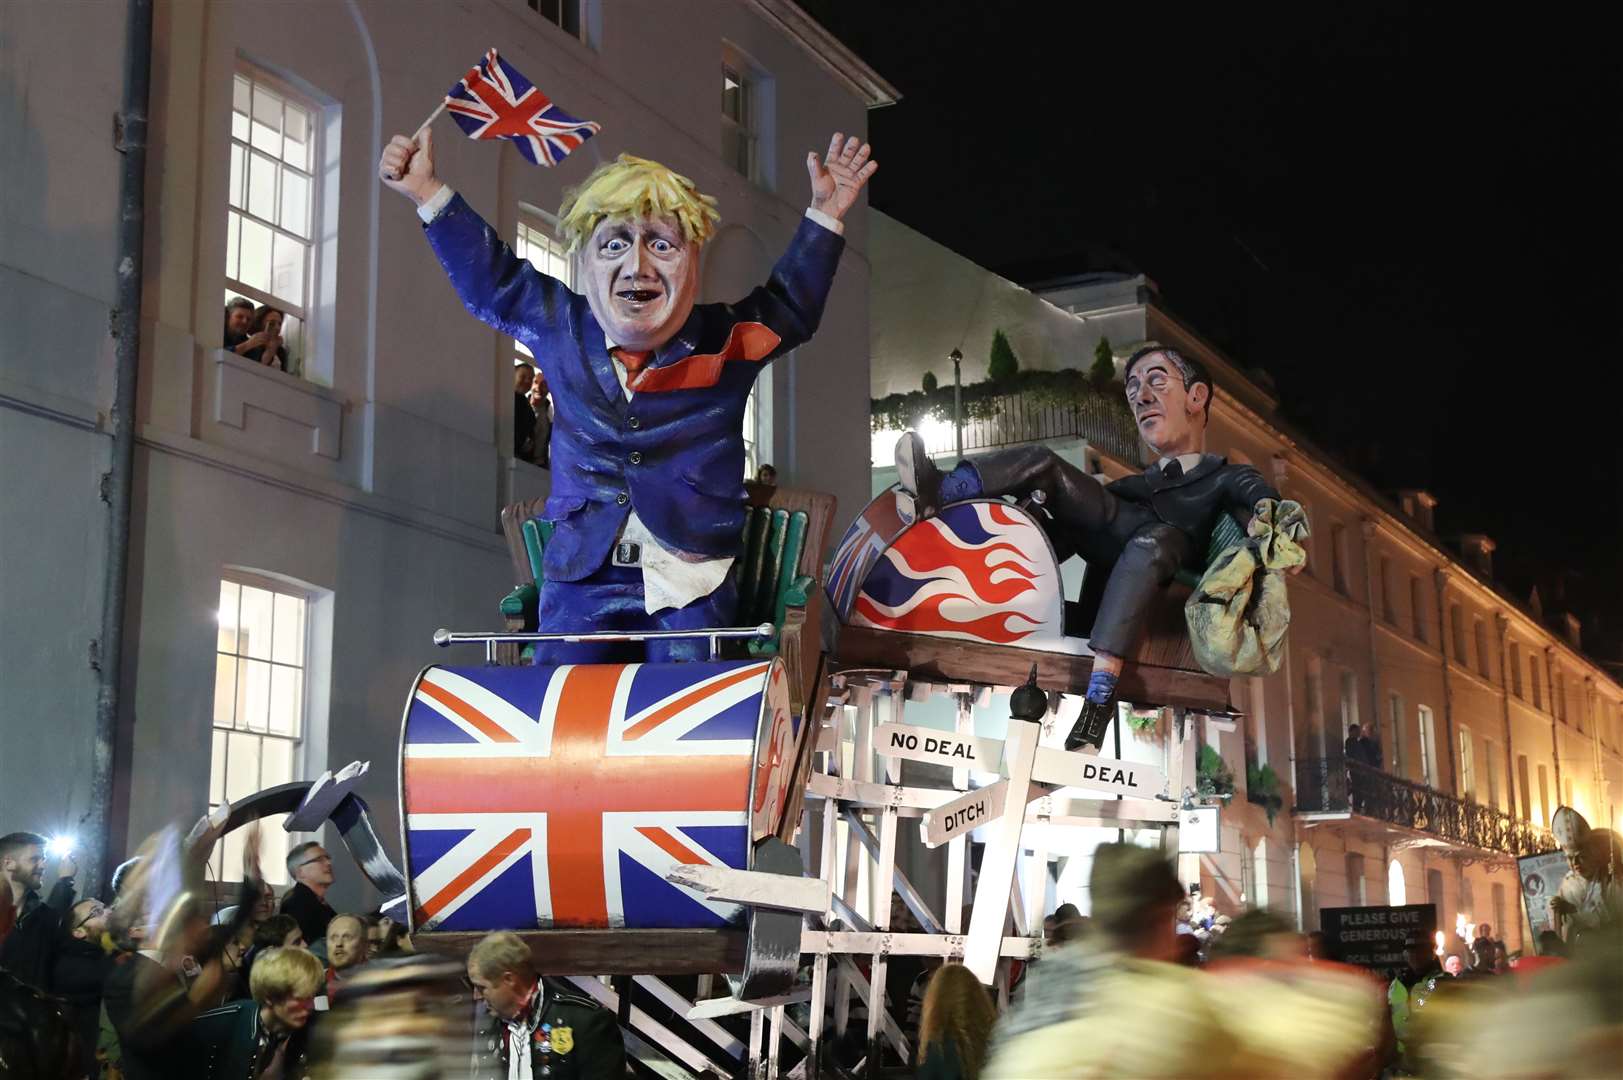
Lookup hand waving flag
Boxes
[443,48,601,167]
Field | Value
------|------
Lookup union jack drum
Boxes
[398,658,796,933]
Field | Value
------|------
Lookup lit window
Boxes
[209,577,309,883]
[526,0,584,40]
[226,68,319,378]
[513,212,571,366]
[742,382,761,478]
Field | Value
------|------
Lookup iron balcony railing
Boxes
[1295,757,1556,857]
[910,391,1143,463]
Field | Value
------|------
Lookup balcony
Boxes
[871,375,1143,466]
[1295,758,1555,857]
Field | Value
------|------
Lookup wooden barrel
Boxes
[398,658,794,934]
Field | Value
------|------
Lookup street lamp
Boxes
[949,347,963,459]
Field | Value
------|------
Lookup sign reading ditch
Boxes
[921,781,1008,847]
[875,722,1003,771]
[1319,904,1436,979]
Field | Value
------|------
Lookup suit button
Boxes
[629,451,643,465]
[628,416,640,429]
[616,492,629,506]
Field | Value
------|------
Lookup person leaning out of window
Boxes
[227,304,290,371]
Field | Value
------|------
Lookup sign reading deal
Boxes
[1320,904,1436,979]
[875,722,1003,771]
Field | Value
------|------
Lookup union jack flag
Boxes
[443,48,601,167]
[401,660,786,932]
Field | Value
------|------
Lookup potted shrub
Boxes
[1247,762,1285,825]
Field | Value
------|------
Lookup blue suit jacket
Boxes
[423,194,845,583]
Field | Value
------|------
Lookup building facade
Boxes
[869,211,1623,952]
[0,0,893,905]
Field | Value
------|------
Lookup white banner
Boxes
[874,722,1003,771]
[1031,748,1167,799]
[922,781,1008,847]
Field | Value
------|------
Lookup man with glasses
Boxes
[280,842,337,946]
[894,345,1301,751]
[53,898,112,1077]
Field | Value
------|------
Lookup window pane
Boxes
[261,734,294,788]
[229,143,246,209]
[251,84,282,156]
[272,593,305,665]
[238,586,274,660]
[269,666,302,736]
[233,75,252,141]
[261,824,290,886]
[225,731,261,801]
[226,212,241,281]
[209,729,228,805]
[280,314,304,375]
[217,580,241,653]
[241,658,272,732]
[247,150,278,223]
[283,103,311,170]
[279,170,310,238]
[213,655,238,726]
[271,232,306,300]
[238,217,273,292]
[219,826,247,883]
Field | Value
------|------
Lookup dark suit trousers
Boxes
[969,445,1192,657]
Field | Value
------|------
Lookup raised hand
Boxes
[806,133,877,222]
[378,128,444,207]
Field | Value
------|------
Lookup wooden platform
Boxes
[833,624,1233,713]
[411,929,747,974]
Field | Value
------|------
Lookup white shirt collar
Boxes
[1156,452,1206,475]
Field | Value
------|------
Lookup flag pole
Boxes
[414,101,446,144]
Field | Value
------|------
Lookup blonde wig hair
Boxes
[558,154,720,253]
[250,945,324,1004]
[469,930,537,983]
[917,963,997,1080]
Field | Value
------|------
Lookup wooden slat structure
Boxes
[411,929,747,975]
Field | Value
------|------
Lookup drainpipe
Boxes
[1359,520,1383,751]
[1495,614,1517,819]
[1546,646,1563,810]
[89,0,154,897]
[1435,569,1458,795]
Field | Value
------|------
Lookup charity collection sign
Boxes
[1319,904,1436,979]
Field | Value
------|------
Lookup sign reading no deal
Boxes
[1320,904,1437,979]
[875,722,1003,771]
[922,781,1008,847]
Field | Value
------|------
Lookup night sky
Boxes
[811,1,1622,660]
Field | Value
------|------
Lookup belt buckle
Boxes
[613,541,642,567]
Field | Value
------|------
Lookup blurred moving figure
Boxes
[915,963,996,1080]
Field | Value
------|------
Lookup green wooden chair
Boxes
[496,484,835,711]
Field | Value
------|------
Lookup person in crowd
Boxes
[914,963,995,1080]
[1343,723,1364,763]
[245,945,322,1078]
[364,912,408,958]
[986,843,1237,1077]
[1388,931,1445,1071]
[109,855,144,903]
[515,362,553,466]
[0,832,76,989]
[324,912,369,996]
[1491,940,1512,974]
[0,966,79,1080]
[756,463,777,486]
[467,930,625,1080]
[280,841,337,945]
[1551,826,1623,947]
[224,295,256,349]
[1536,929,1568,958]
[1443,953,1465,976]
[51,897,113,1077]
[235,304,289,370]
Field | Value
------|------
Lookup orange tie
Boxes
[611,347,654,387]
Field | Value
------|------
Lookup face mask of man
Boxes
[576,213,700,351]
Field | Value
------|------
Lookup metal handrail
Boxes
[1294,756,1556,857]
[433,624,776,663]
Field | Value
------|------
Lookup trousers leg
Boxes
[533,567,648,665]
[969,446,1146,564]
[1087,524,1192,657]
[646,568,741,663]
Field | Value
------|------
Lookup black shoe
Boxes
[1065,698,1115,752]
[893,431,944,519]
